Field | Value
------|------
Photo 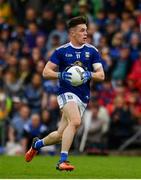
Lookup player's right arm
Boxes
[43,60,72,83]
[42,61,59,80]
[43,49,72,82]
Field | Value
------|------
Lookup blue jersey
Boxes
[50,42,102,103]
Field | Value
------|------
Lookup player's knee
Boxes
[57,131,63,141]
[71,118,81,129]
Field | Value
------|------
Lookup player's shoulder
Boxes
[85,43,99,52]
[56,43,70,51]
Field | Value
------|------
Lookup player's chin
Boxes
[83,38,87,43]
[79,38,87,45]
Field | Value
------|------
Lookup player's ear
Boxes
[69,28,75,37]
[72,31,75,37]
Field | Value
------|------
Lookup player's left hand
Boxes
[82,71,92,83]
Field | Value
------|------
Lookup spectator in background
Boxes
[101,47,112,77]
[4,68,24,98]
[98,35,108,51]
[89,97,110,140]
[0,68,3,87]
[39,7,55,35]
[5,55,18,70]
[108,95,135,149]
[0,0,14,24]
[112,45,130,85]
[11,24,25,44]
[98,80,115,107]
[8,39,22,58]
[9,104,30,142]
[128,51,141,92]
[106,11,121,31]
[110,32,123,60]
[23,73,44,113]
[120,20,131,42]
[123,0,135,13]
[47,94,60,132]
[105,21,117,47]
[46,19,68,50]
[25,22,41,49]
[0,86,12,121]
[125,89,141,124]
[21,113,48,152]
[10,96,23,118]
[91,0,103,17]
[46,34,61,52]
[0,85,12,147]
[35,61,45,76]
[0,24,11,45]
[0,40,7,68]
[95,9,106,33]
[75,97,109,154]
[63,3,74,21]
[35,34,47,57]
[87,22,101,46]
[24,7,38,25]
[85,103,105,154]
[129,33,140,62]
[77,0,94,23]
[8,0,28,24]
[41,109,52,131]
[30,47,44,68]
[121,10,131,21]
[18,57,32,85]
[5,102,30,155]
[43,79,59,96]
[103,0,123,14]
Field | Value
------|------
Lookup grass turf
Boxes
[0,155,141,179]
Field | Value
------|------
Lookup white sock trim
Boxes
[61,151,68,154]
[42,139,45,146]
[34,141,37,148]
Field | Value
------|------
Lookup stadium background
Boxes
[0,0,141,157]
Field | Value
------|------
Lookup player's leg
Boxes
[25,113,68,162]
[56,101,81,171]
[43,112,68,145]
[62,101,81,152]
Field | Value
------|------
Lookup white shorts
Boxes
[57,92,87,117]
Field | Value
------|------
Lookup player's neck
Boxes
[70,41,85,49]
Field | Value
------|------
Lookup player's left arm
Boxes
[82,62,105,83]
[91,47,105,82]
[91,63,105,81]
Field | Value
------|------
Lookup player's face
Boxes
[71,24,87,45]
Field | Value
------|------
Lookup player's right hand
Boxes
[58,71,72,84]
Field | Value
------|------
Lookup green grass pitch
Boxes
[0,155,141,179]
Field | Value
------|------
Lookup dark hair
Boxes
[67,16,88,29]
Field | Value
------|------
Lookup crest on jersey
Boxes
[73,61,83,67]
[85,52,90,59]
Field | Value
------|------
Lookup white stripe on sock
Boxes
[61,151,68,154]
[42,139,45,146]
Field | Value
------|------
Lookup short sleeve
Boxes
[91,48,103,70]
[50,49,60,65]
[92,49,102,64]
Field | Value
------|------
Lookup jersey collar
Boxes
[69,42,85,49]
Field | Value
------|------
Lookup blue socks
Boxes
[60,151,68,163]
[34,139,44,150]
[33,140,68,163]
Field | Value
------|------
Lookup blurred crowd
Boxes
[0,0,141,155]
